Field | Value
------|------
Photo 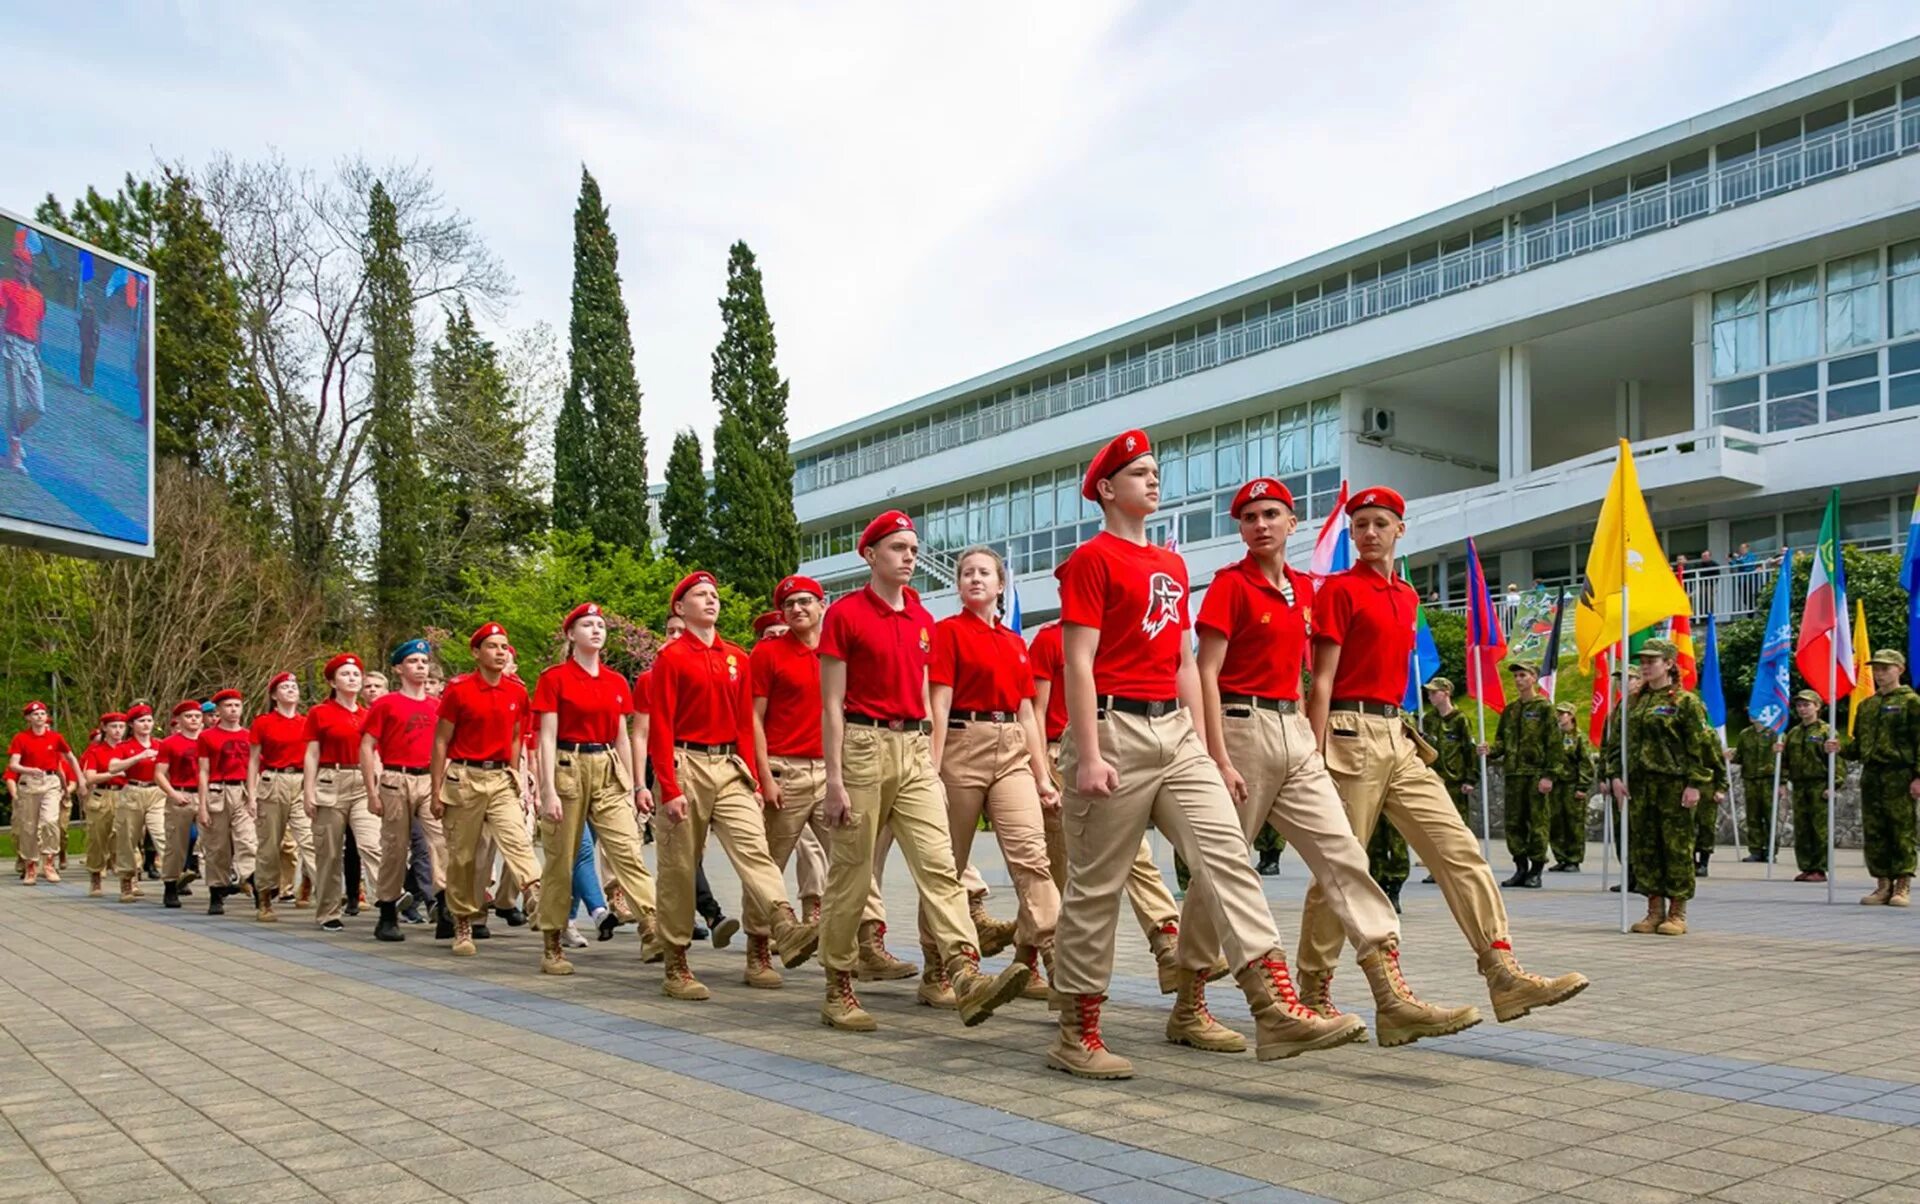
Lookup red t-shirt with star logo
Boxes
[1056,531,1190,701]
[362,691,440,769]
[1195,556,1312,700]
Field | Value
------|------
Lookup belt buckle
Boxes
[990,710,1008,723]
[1147,700,1171,719]
[885,719,905,732]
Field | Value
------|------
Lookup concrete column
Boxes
[1615,379,1645,442]
[1497,549,1532,594]
[1498,345,1533,479]
[1690,290,1713,429]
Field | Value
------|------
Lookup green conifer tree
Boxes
[365,181,427,638]
[708,241,798,600]
[660,428,711,568]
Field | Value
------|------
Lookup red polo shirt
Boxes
[158,732,200,790]
[1196,557,1313,700]
[362,691,440,769]
[1027,622,1069,742]
[8,728,70,773]
[198,725,253,783]
[304,700,365,766]
[1056,531,1190,701]
[438,671,529,764]
[1311,563,1417,706]
[648,630,759,802]
[114,737,160,784]
[0,280,45,341]
[531,658,635,746]
[250,710,309,771]
[818,585,935,723]
[82,741,126,788]
[751,632,823,759]
[932,610,1035,714]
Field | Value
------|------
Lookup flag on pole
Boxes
[1700,613,1727,740]
[1794,490,1856,704]
[1464,537,1508,713]
[1748,551,1795,732]
[1670,564,1698,690]
[1902,484,1920,675]
[1008,585,1024,636]
[1310,481,1352,580]
[1848,599,1874,736]
[1402,558,1442,711]
[1575,440,1693,669]
[1537,587,1568,698]
[1590,645,1615,745]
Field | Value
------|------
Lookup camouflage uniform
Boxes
[1840,678,1920,883]
[1548,715,1595,868]
[1420,704,1475,825]
[1731,719,1780,859]
[1491,693,1557,868]
[1603,678,1717,902]
[1782,707,1837,875]
[1694,729,1730,865]
[1366,819,1408,905]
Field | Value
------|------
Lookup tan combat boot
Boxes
[1165,968,1248,1053]
[1014,944,1050,1001]
[89,871,104,897]
[40,860,60,884]
[541,930,575,976]
[638,912,665,964]
[1891,877,1913,908]
[968,892,1017,957]
[1655,898,1688,936]
[295,879,312,908]
[1047,993,1133,1079]
[802,893,822,925]
[1357,939,1481,1047]
[451,917,477,957]
[855,920,918,981]
[1629,897,1666,934]
[770,903,819,968]
[1295,966,1341,1019]
[1476,941,1589,1022]
[917,958,957,1010]
[22,860,37,886]
[257,897,278,923]
[743,935,783,989]
[1146,921,1182,994]
[1234,951,1369,1061]
[947,949,1032,1027]
[662,946,710,1001]
[1862,879,1892,906]
[118,874,139,904]
[821,970,877,1032]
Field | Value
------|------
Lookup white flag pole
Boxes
[1826,633,1838,906]
[1766,742,1784,880]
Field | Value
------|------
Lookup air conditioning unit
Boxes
[1362,407,1395,439]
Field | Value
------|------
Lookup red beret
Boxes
[1346,486,1406,519]
[562,602,603,633]
[752,610,784,636]
[170,700,200,718]
[100,712,127,725]
[322,653,361,681]
[469,621,508,650]
[211,689,243,704]
[267,672,295,694]
[671,571,717,606]
[1080,429,1152,500]
[1229,477,1295,518]
[126,704,153,721]
[22,700,47,715]
[774,575,823,607]
[858,510,915,553]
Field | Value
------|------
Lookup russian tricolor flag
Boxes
[1310,481,1351,581]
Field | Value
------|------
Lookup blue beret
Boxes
[390,638,432,665]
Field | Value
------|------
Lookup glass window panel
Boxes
[1532,547,1572,581]
[1311,418,1339,468]
[1031,477,1054,531]
[1187,430,1213,493]
[1840,499,1891,543]
[1216,421,1242,483]
[1713,282,1759,320]
[1664,524,1709,558]
[1281,473,1310,516]
[1890,373,1920,411]
[1717,403,1760,433]
[1729,515,1780,555]
[1716,133,1757,163]
[1160,443,1186,499]
[1712,315,1760,377]
[1893,240,1920,276]
[1713,377,1761,413]
[1785,508,1824,548]
[988,493,1008,540]
[1827,252,1880,291]
[1183,510,1213,545]
[1010,482,1029,535]
[1828,351,1879,384]
[1766,364,1817,398]
[1768,268,1818,307]
[1826,381,1880,421]
[1767,268,1819,364]
[1893,276,1920,339]
[1671,149,1710,179]
[1891,339,1920,375]
[1767,394,1819,431]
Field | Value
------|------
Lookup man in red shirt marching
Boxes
[817,511,1032,1031]
[155,702,206,907]
[110,705,166,903]
[81,713,129,895]
[7,701,81,885]
[1,247,48,474]
[1297,487,1587,1025]
[1049,431,1366,1080]
[197,689,258,915]
[651,572,818,997]
[1185,478,1477,1049]
[361,639,445,943]
[250,673,313,918]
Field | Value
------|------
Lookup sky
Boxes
[10,2,1920,478]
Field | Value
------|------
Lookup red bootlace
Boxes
[1158,921,1179,937]
[1384,948,1417,999]
[1075,995,1108,1051]
[834,971,861,1006]
[1189,977,1216,1022]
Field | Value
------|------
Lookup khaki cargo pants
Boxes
[1044,740,1177,935]
[85,787,119,873]
[201,782,259,890]
[375,770,444,903]
[536,750,656,934]
[758,755,831,929]
[934,719,1059,950]
[655,748,790,947]
[253,770,313,900]
[14,774,64,865]
[311,769,379,924]
[115,785,167,875]
[442,764,540,921]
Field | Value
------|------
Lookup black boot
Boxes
[472,921,491,939]
[497,902,527,927]
[434,892,454,940]
[1522,860,1543,888]
[163,881,180,909]
[1383,880,1403,914]
[207,885,226,916]
[1256,851,1281,876]
[1502,860,1528,888]
[374,900,404,942]
[1697,852,1711,878]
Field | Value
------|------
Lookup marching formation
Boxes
[95,425,1920,1080]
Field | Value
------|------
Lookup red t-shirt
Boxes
[362,691,440,769]
[531,658,635,746]
[8,728,71,774]
[1311,564,1417,706]
[197,725,253,783]
[1195,557,1313,700]
[931,610,1035,714]
[304,700,366,766]
[114,737,161,784]
[0,279,45,341]
[82,741,126,788]
[1027,622,1069,742]
[818,586,935,723]
[648,632,758,803]
[438,671,529,764]
[751,633,823,759]
[250,710,309,771]
[1056,531,1190,701]
[158,732,201,790]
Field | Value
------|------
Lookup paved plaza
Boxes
[6,840,1920,1204]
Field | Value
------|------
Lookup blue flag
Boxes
[1008,584,1023,636]
[1700,613,1727,732]
[1401,590,1441,710]
[1747,552,1794,733]
[1902,486,1920,674]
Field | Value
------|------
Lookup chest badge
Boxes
[726,654,739,681]
[1260,612,1271,625]
[1142,572,1185,639]
[920,628,931,653]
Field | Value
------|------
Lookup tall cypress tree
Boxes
[660,428,711,568]
[708,240,798,600]
[558,167,649,550]
[365,181,426,637]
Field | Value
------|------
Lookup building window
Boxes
[1711,376,1761,432]
[1825,351,1881,420]
[1766,267,1819,364]
[1891,339,1920,410]
[1765,364,1818,430]
[1825,252,1883,353]
[1728,515,1780,556]
[1712,283,1761,377]
[1841,498,1892,545]
[1892,240,1920,340]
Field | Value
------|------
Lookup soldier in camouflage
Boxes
[1694,727,1730,877]
[1604,639,1717,936]
[1547,703,1594,872]
[1837,649,1920,907]
[1730,709,1781,862]
[1485,663,1556,889]
[1418,678,1476,885]
[1781,689,1836,882]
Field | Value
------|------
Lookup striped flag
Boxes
[1464,537,1508,713]
[1537,586,1567,699]
[1402,557,1442,711]
[1670,564,1698,690]
[1794,490,1855,704]
[1902,484,1920,675]
[1848,599,1874,736]
[1310,481,1351,581]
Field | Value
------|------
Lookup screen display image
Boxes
[0,209,153,557]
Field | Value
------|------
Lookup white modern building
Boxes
[790,40,1920,623]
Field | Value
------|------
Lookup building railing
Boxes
[797,103,1920,496]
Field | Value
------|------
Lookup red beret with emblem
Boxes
[671,571,717,606]
[773,574,823,607]
[857,510,915,553]
[469,621,508,650]
[1081,429,1153,500]
[1229,477,1295,518]
[562,602,603,634]
[752,610,784,636]
[267,671,295,694]
[100,712,127,725]
[170,700,200,718]
[126,704,154,721]
[22,699,48,715]
[211,688,243,704]
[322,654,361,681]
[1345,485,1406,519]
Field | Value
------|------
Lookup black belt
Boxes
[452,757,512,770]
[260,767,301,776]
[1221,694,1298,715]
[96,785,123,792]
[317,763,354,771]
[950,709,1018,726]
[674,740,735,756]
[386,765,430,776]
[846,713,932,734]
[209,778,248,786]
[1331,700,1402,718]
[556,741,611,753]
[1096,696,1179,719]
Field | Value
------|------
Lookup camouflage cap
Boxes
[1637,638,1678,660]
[1793,688,1823,705]
[1507,662,1539,677]
[1868,648,1906,669]
[1425,676,1453,694]
[1554,702,1576,716]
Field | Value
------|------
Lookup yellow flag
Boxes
[1575,440,1693,669]
[1849,600,1875,736]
